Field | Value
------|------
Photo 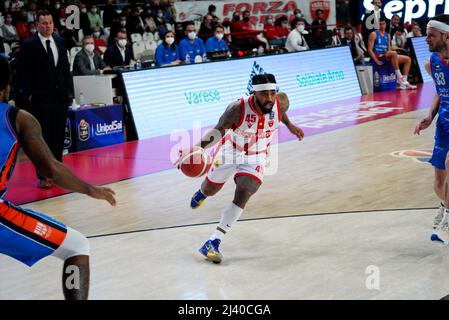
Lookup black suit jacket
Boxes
[72,49,107,76]
[103,43,132,68]
[17,33,72,107]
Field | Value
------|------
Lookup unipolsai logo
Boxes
[78,119,90,141]
[65,5,80,30]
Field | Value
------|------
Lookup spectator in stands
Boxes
[391,26,407,53]
[207,4,219,22]
[408,23,422,38]
[104,30,132,68]
[231,10,267,50]
[79,2,92,37]
[103,0,118,28]
[128,8,145,35]
[88,4,103,31]
[331,28,342,46]
[285,18,309,52]
[273,16,290,44]
[151,0,172,23]
[174,22,184,44]
[199,14,215,43]
[155,31,180,67]
[341,26,367,64]
[311,9,327,42]
[5,0,25,13]
[154,8,169,36]
[109,14,128,46]
[264,15,286,47]
[28,22,37,37]
[73,35,110,76]
[178,21,206,64]
[389,14,401,37]
[50,1,62,26]
[92,26,108,55]
[205,24,229,53]
[27,2,38,23]
[367,17,415,90]
[16,9,31,42]
[1,14,19,44]
[143,7,157,33]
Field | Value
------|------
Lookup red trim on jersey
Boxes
[0,142,19,192]
[276,96,281,122]
[234,98,245,129]
[234,172,263,185]
[231,140,267,155]
[206,176,225,186]
[438,53,449,66]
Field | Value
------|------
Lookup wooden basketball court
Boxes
[1,83,448,299]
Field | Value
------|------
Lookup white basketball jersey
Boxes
[219,95,281,158]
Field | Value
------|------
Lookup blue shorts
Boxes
[430,126,449,170]
[0,199,67,267]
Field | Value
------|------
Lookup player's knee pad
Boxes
[52,227,90,261]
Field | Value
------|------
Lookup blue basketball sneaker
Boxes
[199,239,223,264]
[191,189,207,209]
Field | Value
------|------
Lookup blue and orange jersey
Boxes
[430,52,449,131]
[0,103,19,198]
[373,30,389,55]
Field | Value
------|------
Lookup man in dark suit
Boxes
[103,30,132,68]
[73,35,110,76]
[17,10,72,189]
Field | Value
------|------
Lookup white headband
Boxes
[427,20,449,33]
[252,83,277,91]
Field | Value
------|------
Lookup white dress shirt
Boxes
[38,32,59,67]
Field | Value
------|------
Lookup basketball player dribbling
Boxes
[415,14,449,244]
[0,56,116,299]
[186,74,304,263]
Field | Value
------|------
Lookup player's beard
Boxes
[432,39,446,53]
[255,96,274,114]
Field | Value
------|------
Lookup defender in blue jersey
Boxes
[415,15,449,244]
[367,17,416,90]
[0,56,116,299]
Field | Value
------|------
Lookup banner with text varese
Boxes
[174,0,336,27]
[122,46,361,140]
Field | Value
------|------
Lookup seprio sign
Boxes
[361,0,449,23]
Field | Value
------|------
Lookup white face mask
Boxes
[297,25,305,33]
[85,44,95,53]
[165,37,174,45]
[188,31,196,40]
[266,19,273,24]
[215,33,224,40]
[158,13,163,18]
[81,8,87,13]
[118,39,127,47]
[91,8,98,14]
[93,31,100,38]
[296,13,303,19]
[30,28,37,34]
[120,20,126,26]
[55,4,60,9]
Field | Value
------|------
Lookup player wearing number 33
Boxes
[415,15,449,245]
[185,73,304,264]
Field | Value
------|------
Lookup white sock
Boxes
[395,69,403,79]
[210,202,244,241]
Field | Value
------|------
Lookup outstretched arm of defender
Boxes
[196,100,242,150]
[278,92,304,140]
[16,110,116,206]
[415,60,440,135]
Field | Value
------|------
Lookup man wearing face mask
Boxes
[155,31,180,67]
[285,18,310,52]
[88,5,103,31]
[79,2,92,37]
[264,15,288,47]
[178,21,206,64]
[103,30,132,68]
[205,25,229,53]
[73,36,110,76]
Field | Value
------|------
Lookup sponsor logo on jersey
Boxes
[390,149,432,164]
[34,222,48,237]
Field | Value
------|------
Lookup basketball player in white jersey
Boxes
[188,74,304,263]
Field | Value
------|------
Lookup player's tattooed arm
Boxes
[197,100,242,150]
[16,110,116,205]
[277,92,304,141]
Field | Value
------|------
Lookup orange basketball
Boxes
[179,147,212,178]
